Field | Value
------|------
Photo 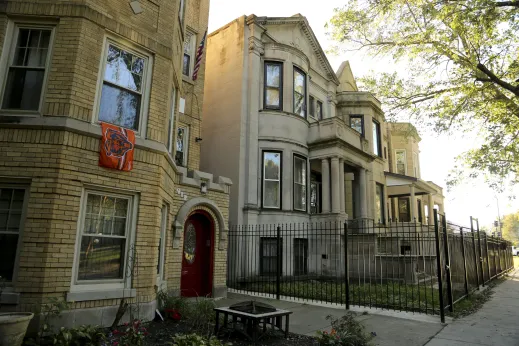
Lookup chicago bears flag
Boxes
[99,122,135,171]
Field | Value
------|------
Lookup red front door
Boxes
[180,212,213,297]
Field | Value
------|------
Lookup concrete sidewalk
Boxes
[425,267,519,346]
[216,293,444,346]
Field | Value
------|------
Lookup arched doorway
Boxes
[180,211,214,297]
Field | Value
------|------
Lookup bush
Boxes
[170,333,230,346]
[316,313,372,346]
[24,325,107,346]
[184,299,216,331]
[157,290,189,314]
[111,319,148,346]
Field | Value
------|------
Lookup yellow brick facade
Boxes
[0,0,230,328]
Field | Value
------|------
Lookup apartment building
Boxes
[0,0,231,328]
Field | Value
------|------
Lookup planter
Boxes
[0,312,34,346]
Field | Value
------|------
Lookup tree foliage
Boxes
[327,0,519,189]
[501,211,519,244]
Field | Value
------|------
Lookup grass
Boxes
[239,280,442,314]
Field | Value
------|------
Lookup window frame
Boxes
[260,237,282,276]
[395,149,407,175]
[0,184,29,287]
[157,204,168,285]
[262,150,283,210]
[350,115,364,137]
[375,183,385,224]
[175,125,189,167]
[293,154,307,212]
[372,119,382,157]
[182,31,196,78]
[0,22,56,115]
[92,37,153,136]
[167,88,177,154]
[293,66,307,118]
[316,100,323,120]
[263,61,283,110]
[71,188,138,292]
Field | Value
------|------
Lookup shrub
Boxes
[112,319,148,346]
[157,290,189,314]
[50,325,107,346]
[316,313,372,346]
[170,333,230,346]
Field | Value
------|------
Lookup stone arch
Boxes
[173,197,227,250]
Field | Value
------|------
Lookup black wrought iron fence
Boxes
[227,211,514,322]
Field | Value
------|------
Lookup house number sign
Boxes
[176,188,188,201]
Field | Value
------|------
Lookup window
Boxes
[350,115,364,136]
[76,192,133,282]
[97,41,150,132]
[260,238,281,276]
[1,25,53,111]
[316,100,323,120]
[294,238,308,276]
[179,0,187,28]
[400,241,411,255]
[175,126,189,166]
[413,152,420,177]
[157,205,167,280]
[395,150,407,175]
[293,67,306,117]
[0,187,27,281]
[293,155,307,211]
[309,96,315,117]
[310,181,321,214]
[167,89,177,154]
[372,120,382,156]
[263,151,281,209]
[375,183,385,224]
[183,32,195,77]
[264,62,283,110]
[398,198,410,222]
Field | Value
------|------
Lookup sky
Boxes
[207,0,519,228]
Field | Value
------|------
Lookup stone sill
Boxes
[66,288,136,302]
[0,292,20,305]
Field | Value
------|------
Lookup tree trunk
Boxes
[111,299,129,329]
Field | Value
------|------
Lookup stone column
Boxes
[345,173,354,217]
[331,157,340,213]
[410,185,417,221]
[359,168,368,218]
[439,203,444,215]
[339,159,345,213]
[428,194,434,225]
[322,158,330,213]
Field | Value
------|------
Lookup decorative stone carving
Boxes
[249,37,264,56]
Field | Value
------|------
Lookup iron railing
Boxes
[227,212,514,322]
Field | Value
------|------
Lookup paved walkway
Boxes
[216,293,443,346]
[425,267,519,346]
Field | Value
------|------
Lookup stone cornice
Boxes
[250,15,340,85]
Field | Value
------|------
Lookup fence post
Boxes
[433,210,446,323]
[441,214,454,313]
[344,221,350,310]
[459,227,469,297]
[483,226,490,282]
[470,217,480,289]
[276,226,281,300]
[476,221,485,287]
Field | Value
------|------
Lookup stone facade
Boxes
[0,0,230,329]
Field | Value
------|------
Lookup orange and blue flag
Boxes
[99,122,135,171]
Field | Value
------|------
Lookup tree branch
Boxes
[477,63,519,97]
[495,1,519,7]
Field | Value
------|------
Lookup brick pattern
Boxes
[0,0,228,321]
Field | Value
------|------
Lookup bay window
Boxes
[264,61,283,109]
[293,67,306,117]
[293,155,307,211]
[262,151,281,209]
[372,120,382,157]
[96,41,151,132]
[1,25,54,112]
[396,149,407,175]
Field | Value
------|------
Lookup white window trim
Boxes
[395,149,407,175]
[0,21,56,115]
[293,155,307,212]
[69,187,139,299]
[262,151,281,209]
[0,184,30,288]
[91,36,153,137]
[183,31,196,78]
[156,204,168,288]
[176,125,189,166]
[167,88,177,154]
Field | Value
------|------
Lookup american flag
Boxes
[192,30,207,81]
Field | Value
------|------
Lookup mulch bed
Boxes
[144,319,318,345]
